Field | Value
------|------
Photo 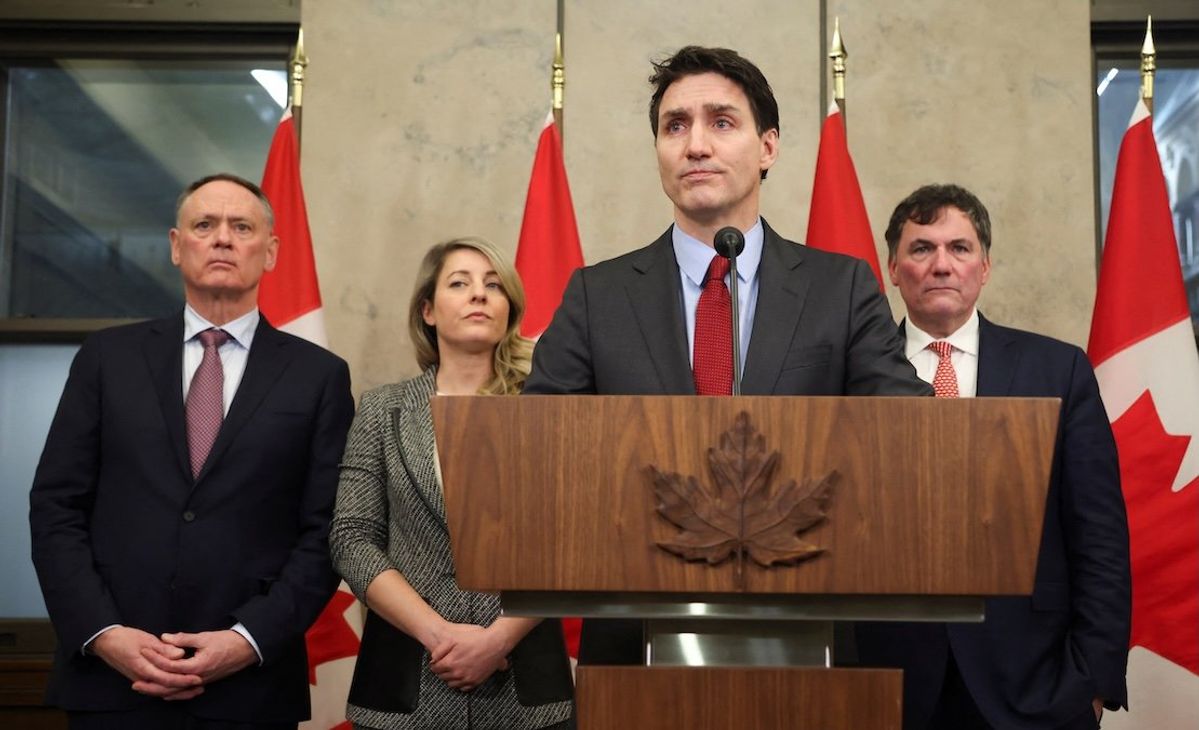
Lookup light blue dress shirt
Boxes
[672,219,763,371]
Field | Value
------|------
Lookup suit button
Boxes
[182,510,196,522]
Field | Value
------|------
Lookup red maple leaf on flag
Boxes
[305,589,361,685]
[1110,390,1199,674]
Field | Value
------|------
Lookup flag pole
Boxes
[829,17,847,125]
[1140,16,1155,115]
[289,28,308,146]
[552,2,565,138]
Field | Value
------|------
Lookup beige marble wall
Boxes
[303,0,1098,394]
[829,0,1098,345]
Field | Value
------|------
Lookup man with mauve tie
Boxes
[30,173,354,729]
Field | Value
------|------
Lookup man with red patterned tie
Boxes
[856,183,1131,730]
[524,46,929,665]
[30,174,354,729]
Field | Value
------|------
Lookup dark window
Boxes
[0,23,294,340]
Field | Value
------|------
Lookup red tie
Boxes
[187,328,230,477]
[928,340,959,398]
[694,255,733,395]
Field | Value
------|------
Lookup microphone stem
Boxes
[728,256,742,396]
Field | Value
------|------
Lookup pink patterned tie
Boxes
[693,255,733,395]
[928,340,959,398]
[187,328,230,477]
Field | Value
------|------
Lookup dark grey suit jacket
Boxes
[525,220,930,398]
[524,221,931,663]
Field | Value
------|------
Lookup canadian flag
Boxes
[515,110,583,657]
[515,111,584,338]
[1087,98,1199,728]
[259,110,363,730]
[805,102,884,292]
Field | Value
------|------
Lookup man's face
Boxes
[169,180,278,302]
[655,72,778,235]
[889,206,991,338]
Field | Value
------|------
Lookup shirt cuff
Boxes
[81,624,122,656]
[230,622,264,665]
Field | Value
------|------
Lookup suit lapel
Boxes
[195,318,292,485]
[625,228,694,394]
[393,369,447,530]
[742,222,811,394]
[146,313,191,481]
[975,313,1018,397]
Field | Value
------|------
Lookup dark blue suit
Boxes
[856,314,1131,730]
[29,313,354,726]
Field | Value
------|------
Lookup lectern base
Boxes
[646,619,834,667]
[576,666,902,730]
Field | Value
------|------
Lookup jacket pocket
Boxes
[782,344,832,371]
[347,609,422,713]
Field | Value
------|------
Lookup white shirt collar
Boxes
[904,309,980,357]
[183,304,260,349]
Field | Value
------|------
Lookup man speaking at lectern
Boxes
[524,46,931,664]
[855,184,1130,730]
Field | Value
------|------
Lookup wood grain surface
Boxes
[575,665,902,730]
[432,396,1059,596]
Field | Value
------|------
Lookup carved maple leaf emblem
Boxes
[650,411,836,588]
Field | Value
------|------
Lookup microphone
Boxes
[714,226,745,258]
[713,227,745,396]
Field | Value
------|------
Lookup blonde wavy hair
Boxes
[408,237,534,395]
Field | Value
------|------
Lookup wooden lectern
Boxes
[432,396,1059,730]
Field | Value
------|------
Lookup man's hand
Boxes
[90,626,204,700]
[1093,697,1105,721]
[428,623,511,692]
[139,630,258,694]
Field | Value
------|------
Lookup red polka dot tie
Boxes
[186,328,230,477]
[928,340,959,398]
[693,255,733,395]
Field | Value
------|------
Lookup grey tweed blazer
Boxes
[330,368,573,730]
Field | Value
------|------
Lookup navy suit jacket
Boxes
[29,313,354,724]
[856,314,1131,730]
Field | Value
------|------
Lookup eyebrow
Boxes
[909,237,974,246]
[194,212,253,222]
[660,102,741,122]
[445,269,499,277]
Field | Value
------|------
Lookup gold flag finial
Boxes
[552,32,565,132]
[552,32,565,112]
[290,28,308,109]
[1140,15,1155,113]
[829,17,847,113]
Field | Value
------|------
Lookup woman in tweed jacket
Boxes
[330,238,574,730]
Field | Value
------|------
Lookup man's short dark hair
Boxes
[885,184,992,258]
[648,46,780,181]
[175,172,275,228]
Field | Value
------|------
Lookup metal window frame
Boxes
[0,21,296,343]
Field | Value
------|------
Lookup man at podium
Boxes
[856,184,1130,730]
[524,46,931,665]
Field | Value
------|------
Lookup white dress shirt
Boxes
[182,305,259,414]
[902,309,981,398]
